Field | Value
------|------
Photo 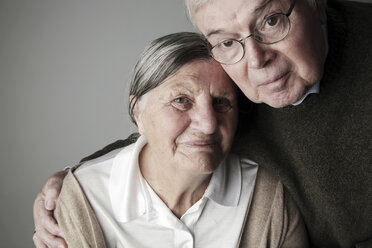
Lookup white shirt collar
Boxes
[109,135,148,223]
[204,154,241,206]
[109,135,242,223]
[292,81,320,106]
[292,24,328,106]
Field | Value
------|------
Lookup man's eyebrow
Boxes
[254,0,274,13]
[205,29,226,38]
[205,0,274,38]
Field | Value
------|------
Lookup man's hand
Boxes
[33,170,68,248]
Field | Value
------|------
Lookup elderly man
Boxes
[33,0,371,247]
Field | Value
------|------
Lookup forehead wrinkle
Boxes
[163,77,202,96]
[205,0,275,38]
[164,75,234,98]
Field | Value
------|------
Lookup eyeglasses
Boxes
[210,0,296,65]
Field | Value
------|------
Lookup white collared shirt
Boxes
[292,24,328,106]
[75,135,258,248]
[292,82,320,106]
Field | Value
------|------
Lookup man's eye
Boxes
[220,40,235,48]
[172,97,192,111]
[266,15,279,26]
[213,97,232,113]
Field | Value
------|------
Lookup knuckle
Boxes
[47,187,59,197]
[33,193,44,207]
[32,233,43,248]
[40,217,48,228]
[33,197,45,216]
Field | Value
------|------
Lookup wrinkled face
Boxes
[134,60,238,176]
[193,0,327,107]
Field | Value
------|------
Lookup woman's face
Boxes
[134,59,238,176]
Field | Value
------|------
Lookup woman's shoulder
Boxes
[74,143,135,183]
[75,146,125,175]
[233,153,280,187]
[69,144,136,203]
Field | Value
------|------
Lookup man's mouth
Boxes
[258,71,290,90]
[259,72,289,86]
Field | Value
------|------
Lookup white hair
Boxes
[128,32,211,124]
[184,0,327,24]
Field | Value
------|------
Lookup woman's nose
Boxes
[190,104,218,135]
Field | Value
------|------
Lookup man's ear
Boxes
[129,95,145,135]
[315,0,327,25]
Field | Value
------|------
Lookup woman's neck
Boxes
[139,144,212,219]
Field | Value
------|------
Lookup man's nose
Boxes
[244,38,272,69]
[190,104,218,135]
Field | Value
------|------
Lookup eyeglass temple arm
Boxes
[286,0,296,17]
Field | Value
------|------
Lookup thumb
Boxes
[42,170,68,210]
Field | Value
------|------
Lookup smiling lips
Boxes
[179,138,221,150]
[183,140,219,147]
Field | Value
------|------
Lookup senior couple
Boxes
[33,0,372,247]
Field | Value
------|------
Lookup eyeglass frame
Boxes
[209,0,297,65]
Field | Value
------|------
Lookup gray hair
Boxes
[184,0,327,24]
[129,32,211,124]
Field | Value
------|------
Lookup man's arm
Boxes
[33,170,68,248]
[32,133,139,247]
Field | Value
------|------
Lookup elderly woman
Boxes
[50,32,308,248]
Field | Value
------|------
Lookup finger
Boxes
[33,233,48,248]
[34,227,67,248]
[42,170,68,210]
[33,193,62,237]
[33,195,67,247]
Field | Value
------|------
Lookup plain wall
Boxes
[0,0,193,247]
[1,0,371,247]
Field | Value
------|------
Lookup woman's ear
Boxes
[130,95,145,135]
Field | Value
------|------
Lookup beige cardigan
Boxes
[55,165,308,248]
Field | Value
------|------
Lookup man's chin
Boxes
[260,94,299,108]
[243,89,301,108]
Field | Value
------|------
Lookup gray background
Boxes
[0,0,193,247]
[0,0,370,247]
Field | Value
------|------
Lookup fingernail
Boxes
[46,200,55,209]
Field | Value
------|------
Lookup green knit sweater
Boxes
[80,1,372,247]
[234,1,372,247]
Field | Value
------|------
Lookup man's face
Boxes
[193,0,327,108]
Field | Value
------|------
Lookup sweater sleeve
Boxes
[280,186,309,248]
[54,168,107,248]
[239,167,309,248]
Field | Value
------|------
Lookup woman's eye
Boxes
[213,97,232,113]
[172,97,192,111]
[174,97,187,104]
